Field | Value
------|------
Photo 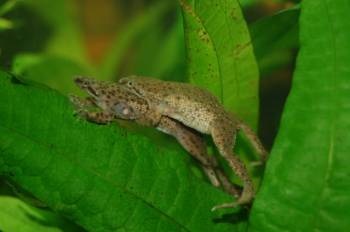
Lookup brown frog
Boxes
[70,76,267,211]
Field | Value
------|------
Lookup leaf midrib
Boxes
[183,0,224,103]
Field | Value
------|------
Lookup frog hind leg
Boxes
[157,116,241,196]
[238,120,268,163]
[215,168,241,198]
[157,116,220,186]
[210,118,254,210]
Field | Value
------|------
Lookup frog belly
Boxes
[171,112,212,134]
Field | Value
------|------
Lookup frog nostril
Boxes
[74,76,89,87]
[74,77,84,84]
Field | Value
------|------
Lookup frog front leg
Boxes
[210,118,254,210]
[70,95,114,124]
[69,95,95,111]
[157,116,241,197]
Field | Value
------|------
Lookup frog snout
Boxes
[74,76,90,87]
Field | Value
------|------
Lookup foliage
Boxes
[249,5,299,76]
[0,71,239,231]
[180,0,259,127]
[249,1,350,231]
[0,0,350,231]
[0,196,80,232]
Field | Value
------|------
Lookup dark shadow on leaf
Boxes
[9,73,27,85]
[212,207,249,225]
[22,206,86,232]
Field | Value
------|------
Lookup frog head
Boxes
[74,76,107,99]
[118,75,162,98]
[74,76,149,120]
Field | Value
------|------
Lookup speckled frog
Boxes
[70,76,267,211]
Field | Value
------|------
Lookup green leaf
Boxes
[180,0,259,128]
[22,0,88,66]
[0,17,14,30]
[133,11,186,82]
[250,5,299,61]
[99,1,173,81]
[0,0,18,16]
[249,1,350,231]
[0,0,88,70]
[0,196,81,232]
[249,6,299,76]
[12,54,91,94]
[238,0,257,8]
[0,71,243,231]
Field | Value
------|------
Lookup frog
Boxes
[70,77,241,202]
[118,76,268,210]
[70,76,267,211]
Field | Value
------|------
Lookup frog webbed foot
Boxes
[69,95,88,116]
[69,95,93,118]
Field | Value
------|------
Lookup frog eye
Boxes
[126,81,133,87]
[118,78,133,87]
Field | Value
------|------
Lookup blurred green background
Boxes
[0,0,299,230]
[0,0,299,144]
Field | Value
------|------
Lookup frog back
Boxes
[131,77,220,108]
[131,78,228,133]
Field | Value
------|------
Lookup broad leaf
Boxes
[0,0,87,70]
[249,6,299,76]
[249,1,350,231]
[134,11,186,82]
[0,17,14,30]
[250,5,299,62]
[0,71,243,231]
[0,0,17,16]
[23,0,88,66]
[99,1,174,81]
[180,0,259,127]
[12,54,91,94]
[0,0,17,31]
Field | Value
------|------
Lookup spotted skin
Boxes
[70,77,241,198]
[119,76,268,210]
